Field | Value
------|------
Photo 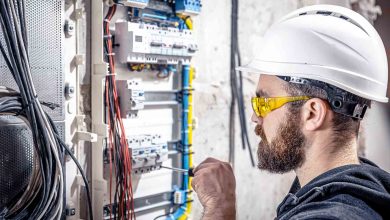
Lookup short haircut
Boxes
[283,81,371,147]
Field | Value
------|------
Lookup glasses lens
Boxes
[251,97,279,118]
[252,96,310,118]
[251,98,260,117]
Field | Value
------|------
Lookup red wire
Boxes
[106,78,113,220]
[105,5,135,219]
[104,10,113,219]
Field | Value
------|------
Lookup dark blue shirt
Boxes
[276,158,390,220]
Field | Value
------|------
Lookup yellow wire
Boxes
[177,14,193,30]
[177,12,194,220]
[178,66,194,220]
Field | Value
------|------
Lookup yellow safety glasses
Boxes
[251,96,311,118]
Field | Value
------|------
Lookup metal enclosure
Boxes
[0,0,200,218]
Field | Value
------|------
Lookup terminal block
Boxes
[175,0,202,16]
[117,79,145,118]
[128,134,169,174]
[115,21,197,64]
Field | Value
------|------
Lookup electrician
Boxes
[192,5,390,220]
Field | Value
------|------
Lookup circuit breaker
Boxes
[116,22,197,64]
[117,79,145,117]
[129,134,169,173]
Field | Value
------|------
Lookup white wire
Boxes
[2,1,64,218]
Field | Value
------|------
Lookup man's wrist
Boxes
[203,204,236,220]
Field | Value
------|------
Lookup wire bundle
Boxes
[103,5,136,220]
[229,0,255,167]
[0,0,92,219]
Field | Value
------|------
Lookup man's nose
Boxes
[251,113,263,125]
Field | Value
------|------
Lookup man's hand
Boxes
[191,157,236,220]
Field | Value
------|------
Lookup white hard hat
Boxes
[238,4,388,103]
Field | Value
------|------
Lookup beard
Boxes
[255,110,306,173]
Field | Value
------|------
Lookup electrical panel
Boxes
[91,0,201,219]
[0,0,201,218]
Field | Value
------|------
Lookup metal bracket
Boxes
[75,115,98,142]
[65,207,76,216]
[75,175,86,187]
[76,131,98,142]
[74,8,83,20]
[103,191,173,216]
[74,54,85,66]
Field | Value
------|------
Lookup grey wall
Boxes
[190,0,390,219]
[191,1,300,219]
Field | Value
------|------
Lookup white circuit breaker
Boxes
[117,79,145,118]
[128,134,169,174]
[115,21,197,64]
[118,0,149,8]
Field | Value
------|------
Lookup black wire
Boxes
[153,210,175,220]
[0,93,94,219]
[229,0,255,167]
[152,198,194,220]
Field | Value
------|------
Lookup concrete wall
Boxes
[190,0,390,219]
[191,1,300,219]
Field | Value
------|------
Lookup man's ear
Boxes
[301,98,330,131]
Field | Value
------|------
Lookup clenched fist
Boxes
[191,157,236,220]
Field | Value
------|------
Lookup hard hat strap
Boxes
[278,75,368,120]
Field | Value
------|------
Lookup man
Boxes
[192,5,390,220]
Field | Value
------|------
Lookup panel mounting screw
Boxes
[64,19,75,37]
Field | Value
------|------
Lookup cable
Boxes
[229,0,255,167]
[153,207,177,220]
[104,4,135,220]
[152,199,194,220]
[0,0,93,219]
[46,114,93,220]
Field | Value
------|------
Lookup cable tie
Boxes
[103,34,113,39]
[178,142,192,148]
[182,151,195,156]
[15,95,38,116]
[106,72,117,76]
[106,53,115,56]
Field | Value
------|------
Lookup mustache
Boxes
[255,125,267,143]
